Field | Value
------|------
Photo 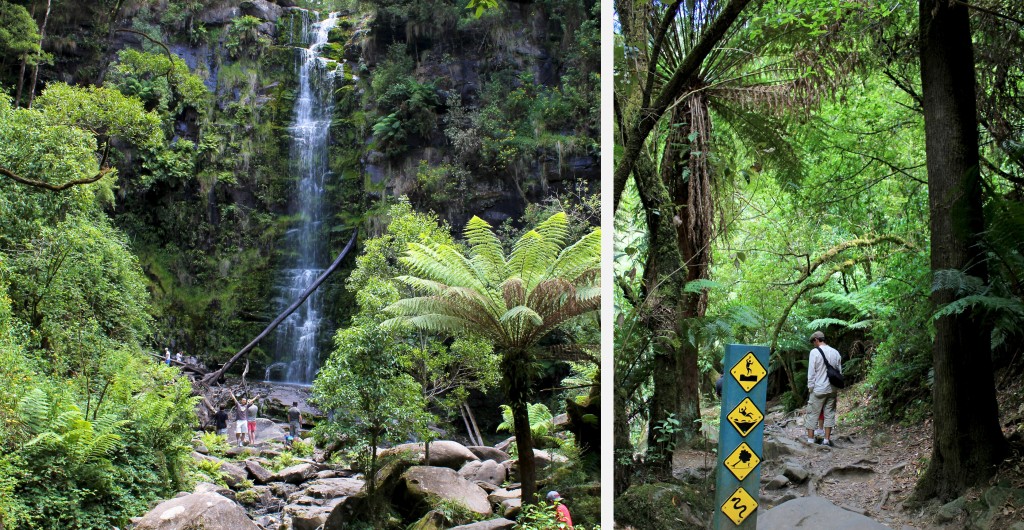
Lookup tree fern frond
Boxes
[465,216,507,284]
[502,278,526,308]
[500,305,544,326]
[531,212,569,249]
[934,295,1024,321]
[508,230,561,290]
[549,228,601,281]
[932,269,987,297]
[684,279,721,293]
[807,317,851,329]
[711,99,804,187]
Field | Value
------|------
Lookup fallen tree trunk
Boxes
[201,230,358,385]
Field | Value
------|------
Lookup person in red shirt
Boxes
[546,491,573,529]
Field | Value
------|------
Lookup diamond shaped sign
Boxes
[723,442,761,481]
[721,486,758,525]
[730,351,767,392]
[726,397,763,437]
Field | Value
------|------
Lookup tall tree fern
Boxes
[384,212,600,505]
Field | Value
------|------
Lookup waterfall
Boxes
[267,11,341,384]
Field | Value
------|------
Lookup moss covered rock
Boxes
[614,482,709,529]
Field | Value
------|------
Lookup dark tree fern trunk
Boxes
[504,349,537,505]
[510,399,537,505]
[913,0,1008,502]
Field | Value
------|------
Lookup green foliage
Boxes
[107,49,209,115]
[369,47,440,156]
[428,496,484,525]
[195,457,223,476]
[291,438,315,457]
[226,15,270,59]
[199,432,231,457]
[513,501,599,530]
[497,403,554,440]
[270,451,299,472]
[0,1,40,61]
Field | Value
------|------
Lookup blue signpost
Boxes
[713,344,770,528]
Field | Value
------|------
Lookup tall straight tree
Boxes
[913,0,1007,502]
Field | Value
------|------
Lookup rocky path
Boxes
[756,405,931,530]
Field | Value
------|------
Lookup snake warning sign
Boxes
[720,486,758,525]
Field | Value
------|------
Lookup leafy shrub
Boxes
[270,451,298,472]
[291,438,315,457]
[199,432,231,457]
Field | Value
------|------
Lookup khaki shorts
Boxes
[804,391,837,429]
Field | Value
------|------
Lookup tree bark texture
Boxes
[914,0,1007,502]
[510,398,538,505]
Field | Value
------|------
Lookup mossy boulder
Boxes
[614,482,708,529]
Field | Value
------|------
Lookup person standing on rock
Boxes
[214,406,228,437]
[288,401,302,440]
[229,392,247,447]
[246,398,259,445]
[805,330,842,447]
[546,491,573,528]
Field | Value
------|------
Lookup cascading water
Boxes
[266,11,341,384]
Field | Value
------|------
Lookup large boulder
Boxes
[467,446,510,463]
[133,492,260,530]
[758,497,890,529]
[219,461,249,489]
[303,477,365,499]
[379,441,479,470]
[240,0,282,21]
[245,459,274,483]
[401,466,492,515]
[458,460,506,486]
[285,504,333,530]
[451,519,516,529]
[252,418,287,443]
[275,463,318,484]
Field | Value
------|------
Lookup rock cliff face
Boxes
[13,0,598,376]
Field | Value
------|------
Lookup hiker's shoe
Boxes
[814,428,825,438]
[805,437,816,445]
[822,439,833,447]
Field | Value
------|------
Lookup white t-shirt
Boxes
[808,344,842,394]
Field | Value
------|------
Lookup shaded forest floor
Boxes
[666,364,1024,529]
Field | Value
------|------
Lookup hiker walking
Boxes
[165,348,172,366]
[246,398,259,445]
[229,392,248,447]
[288,402,303,440]
[546,491,574,529]
[805,331,842,447]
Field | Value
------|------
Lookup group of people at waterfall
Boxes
[212,393,303,448]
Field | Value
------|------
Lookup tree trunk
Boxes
[510,399,537,505]
[27,0,51,109]
[15,59,27,107]
[912,0,1007,502]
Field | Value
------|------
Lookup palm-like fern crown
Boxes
[385,212,600,351]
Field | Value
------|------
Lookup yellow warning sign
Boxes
[726,397,763,437]
[723,442,761,481]
[730,351,767,392]
[721,486,758,525]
